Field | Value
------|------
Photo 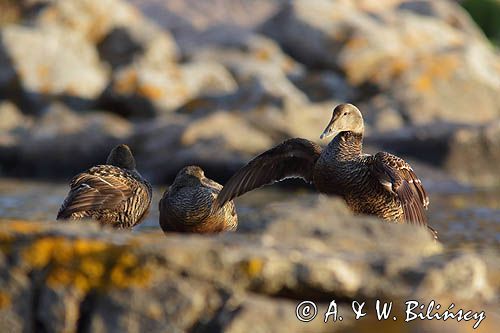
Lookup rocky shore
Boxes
[0,1,499,331]
[0,0,499,186]
[1,195,499,332]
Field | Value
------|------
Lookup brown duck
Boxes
[57,144,152,229]
[159,165,238,233]
[215,103,437,239]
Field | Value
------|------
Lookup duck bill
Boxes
[320,123,340,140]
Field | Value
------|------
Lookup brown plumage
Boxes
[159,165,238,233]
[215,103,437,239]
[57,144,152,229]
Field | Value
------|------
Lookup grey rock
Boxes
[366,121,500,187]
[0,103,133,178]
[260,0,500,125]
[0,101,32,132]
[131,112,272,183]
[105,60,236,117]
[0,194,498,332]
[0,24,109,112]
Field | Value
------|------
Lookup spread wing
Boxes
[57,169,133,219]
[370,152,429,227]
[214,138,322,209]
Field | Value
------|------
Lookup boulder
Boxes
[104,60,237,117]
[0,100,32,132]
[261,0,500,125]
[0,24,108,112]
[0,103,133,178]
[131,112,273,183]
[1,195,498,332]
[366,121,500,187]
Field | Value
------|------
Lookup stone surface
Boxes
[104,60,236,117]
[0,24,108,111]
[0,103,133,178]
[0,0,499,188]
[260,0,500,125]
[131,112,273,183]
[366,121,500,187]
[0,195,498,332]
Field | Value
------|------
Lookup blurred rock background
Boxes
[0,0,498,187]
[0,1,499,332]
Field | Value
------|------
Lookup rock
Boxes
[290,70,357,103]
[104,61,236,117]
[1,199,498,332]
[131,112,273,183]
[260,0,500,125]
[0,101,32,132]
[0,0,21,26]
[0,103,133,178]
[181,111,273,153]
[192,34,306,106]
[35,0,154,44]
[0,24,109,112]
[444,120,500,187]
[366,121,500,187]
[95,13,178,70]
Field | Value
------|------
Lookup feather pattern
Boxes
[159,166,237,233]
[57,145,152,229]
[369,152,429,226]
[214,138,322,209]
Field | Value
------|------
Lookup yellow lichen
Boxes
[22,236,152,292]
[8,221,42,234]
[412,54,460,92]
[114,69,138,94]
[0,291,11,309]
[137,83,164,100]
[345,37,368,50]
[254,49,271,61]
[242,258,264,278]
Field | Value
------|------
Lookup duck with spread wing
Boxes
[214,103,437,239]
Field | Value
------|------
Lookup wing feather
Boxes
[371,152,429,226]
[214,138,322,209]
[57,171,133,219]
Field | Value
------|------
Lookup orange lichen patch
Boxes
[412,54,460,93]
[0,291,11,309]
[371,57,410,83]
[137,83,165,100]
[241,258,264,278]
[37,64,49,78]
[254,49,271,61]
[3,220,42,235]
[22,236,151,292]
[283,57,297,73]
[386,57,410,78]
[345,37,368,50]
[114,69,138,94]
[413,75,433,92]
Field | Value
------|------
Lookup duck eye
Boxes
[343,112,348,116]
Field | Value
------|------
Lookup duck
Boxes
[215,103,437,239]
[57,144,152,229]
[159,165,238,233]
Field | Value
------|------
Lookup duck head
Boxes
[173,165,206,187]
[320,103,364,140]
[107,144,136,170]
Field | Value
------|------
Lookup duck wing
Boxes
[214,138,322,209]
[57,166,133,219]
[370,152,429,226]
